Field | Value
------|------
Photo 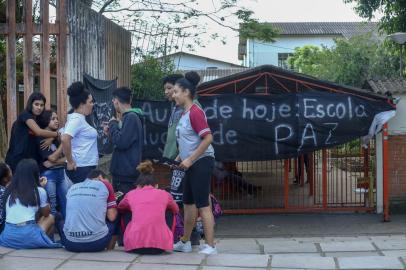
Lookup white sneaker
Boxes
[198,244,218,255]
[173,240,192,253]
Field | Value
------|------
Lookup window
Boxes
[278,53,293,70]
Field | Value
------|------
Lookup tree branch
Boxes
[99,0,116,14]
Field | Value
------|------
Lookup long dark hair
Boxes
[0,162,11,187]
[25,92,46,114]
[8,159,40,207]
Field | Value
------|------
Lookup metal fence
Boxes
[211,139,376,214]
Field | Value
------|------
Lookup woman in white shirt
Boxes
[62,82,98,183]
[0,159,61,249]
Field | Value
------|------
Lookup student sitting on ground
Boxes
[59,169,118,252]
[0,159,61,249]
[0,162,12,233]
[118,160,179,254]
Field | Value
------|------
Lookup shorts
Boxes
[65,166,96,184]
[183,156,214,208]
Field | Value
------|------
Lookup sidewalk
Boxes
[2,235,406,269]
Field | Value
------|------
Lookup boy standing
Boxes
[106,87,143,193]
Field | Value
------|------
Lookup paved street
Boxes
[2,235,406,269]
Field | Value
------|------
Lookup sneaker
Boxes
[198,244,218,255]
[173,240,192,253]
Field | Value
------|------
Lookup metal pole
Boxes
[383,123,390,222]
[400,44,404,77]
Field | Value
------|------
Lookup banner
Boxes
[136,92,395,161]
[83,74,117,155]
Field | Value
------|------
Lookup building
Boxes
[160,52,244,70]
[365,78,406,212]
[239,22,379,68]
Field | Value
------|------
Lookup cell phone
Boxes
[115,191,124,200]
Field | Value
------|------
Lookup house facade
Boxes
[239,22,379,68]
[160,52,243,70]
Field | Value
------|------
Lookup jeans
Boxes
[42,168,71,218]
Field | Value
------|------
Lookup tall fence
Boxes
[0,0,131,136]
[1,0,68,132]
[67,0,131,88]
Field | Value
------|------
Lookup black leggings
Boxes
[132,248,165,255]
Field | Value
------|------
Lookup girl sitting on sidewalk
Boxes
[0,159,61,249]
[0,163,12,233]
[118,160,179,254]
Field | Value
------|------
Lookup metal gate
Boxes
[212,139,376,214]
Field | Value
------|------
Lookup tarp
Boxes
[135,92,395,161]
[83,73,117,155]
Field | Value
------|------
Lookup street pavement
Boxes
[2,235,406,269]
[2,214,406,269]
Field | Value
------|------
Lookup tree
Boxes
[344,0,406,34]
[288,35,400,87]
[91,0,277,47]
[131,55,176,100]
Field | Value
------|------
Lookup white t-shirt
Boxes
[6,187,48,224]
[64,113,99,167]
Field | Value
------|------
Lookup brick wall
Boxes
[389,134,406,198]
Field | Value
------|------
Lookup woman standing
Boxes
[5,93,60,172]
[172,72,217,255]
[0,159,61,249]
[37,110,70,218]
[61,82,98,183]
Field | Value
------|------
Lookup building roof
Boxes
[182,68,248,83]
[365,78,406,95]
[197,65,388,102]
[238,22,379,60]
[160,51,244,68]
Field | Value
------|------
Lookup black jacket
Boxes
[109,111,143,179]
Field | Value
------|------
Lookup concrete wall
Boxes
[245,35,340,67]
[388,94,406,212]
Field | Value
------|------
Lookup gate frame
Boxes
[1,0,68,132]
[197,66,390,219]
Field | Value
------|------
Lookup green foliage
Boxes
[131,55,175,100]
[239,21,278,43]
[344,0,406,34]
[288,35,400,87]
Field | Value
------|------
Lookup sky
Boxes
[191,0,375,65]
[98,0,379,65]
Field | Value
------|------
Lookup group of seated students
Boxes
[0,159,179,253]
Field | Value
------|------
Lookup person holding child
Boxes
[0,159,61,249]
[118,160,179,254]
[59,169,118,252]
[37,110,70,218]
[172,71,217,255]
[5,92,61,173]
